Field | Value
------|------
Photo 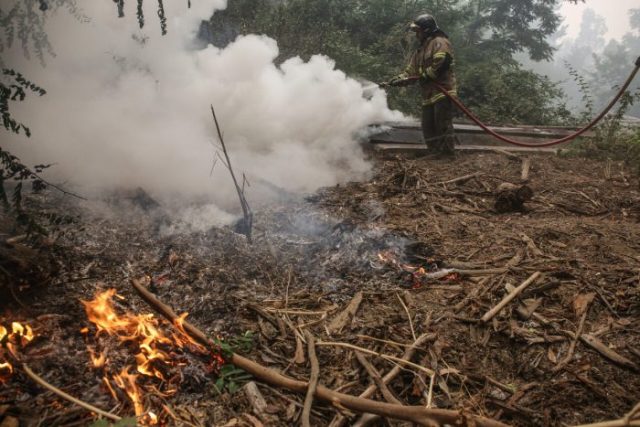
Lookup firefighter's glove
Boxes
[386,76,406,87]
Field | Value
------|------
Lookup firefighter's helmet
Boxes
[409,14,439,35]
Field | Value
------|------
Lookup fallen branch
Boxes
[355,352,401,405]
[302,330,320,427]
[481,272,542,323]
[22,363,121,422]
[579,334,639,371]
[316,341,435,377]
[130,279,508,427]
[331,333,436,427]
[438,172,482,186]
[552,302,591,373]
[454,268,509,277]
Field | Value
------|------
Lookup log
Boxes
[494,183,534,213]
[130,279,508,427]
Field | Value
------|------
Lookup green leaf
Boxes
[114,417,138,427]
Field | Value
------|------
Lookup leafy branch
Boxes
[111,0,192,33]
[1,69,46,137]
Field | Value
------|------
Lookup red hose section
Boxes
[408,62,640,148]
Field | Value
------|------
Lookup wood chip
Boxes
[244,382,268,419]
[327,292,363,335]
[573,293,596,317]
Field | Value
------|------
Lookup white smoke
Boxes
[5,1,402,226]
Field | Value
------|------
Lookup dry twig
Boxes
[22,363,121,422]
[396,292,416,341]
[481,272,542,322]
[130,279,507,427]
[302,330,320,427]
[316,341,435,377]
[210,105,253,242]
[355,352,401,405]
[552,298,591,373]
[572,401,640,427]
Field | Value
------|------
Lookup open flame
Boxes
[377,250,460,288]
[88,347,107,368]
[113,367,146,421]
[0,321,36,382]
[82,289,224,424]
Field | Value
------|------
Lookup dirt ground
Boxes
[1,151,639,427]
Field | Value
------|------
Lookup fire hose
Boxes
[393,56,640,148]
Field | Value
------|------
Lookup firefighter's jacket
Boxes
[395,35,457,106]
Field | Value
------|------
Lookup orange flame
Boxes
[82,290,178,381]
[0,362,13,381]
[12,322,34,344]
[112,367,159,425]
[148,412,158,425]
[113,367,145,418]
[83,289,222,424]
[172,313,208,353]
[0,321,36,382]
[88,347,107,369]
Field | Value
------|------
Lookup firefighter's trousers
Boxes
[421,98,458,155]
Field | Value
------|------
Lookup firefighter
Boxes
[382,14,458,155]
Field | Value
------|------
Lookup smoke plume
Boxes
[5,1,402,225]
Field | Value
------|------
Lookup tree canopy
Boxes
[204,0,579,124]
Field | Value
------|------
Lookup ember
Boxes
[377,251,460,288]
[82,289,225,424]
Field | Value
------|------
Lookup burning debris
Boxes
[81,288,226,424]
[375,250,460,288]
[1,153,639,426]
[0,322,35,382]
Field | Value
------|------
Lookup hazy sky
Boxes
[559,0,640,41]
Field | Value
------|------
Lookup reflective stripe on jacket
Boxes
[401,35,457,106]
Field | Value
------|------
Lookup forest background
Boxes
[203,0,640,125]
[2,0,640,223]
